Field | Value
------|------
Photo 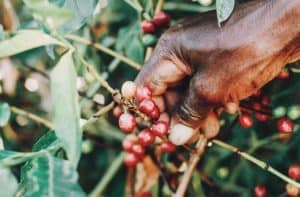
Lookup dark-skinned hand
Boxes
[135,0,300,145]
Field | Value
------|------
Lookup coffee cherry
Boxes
[139,192,152,197]
[139,99,156,114]
[254,184,267,197]
[151,121,169,136]
[252,102,262,111]
[113,105,123,118]
[136,85,152,101]
[255,113,269,122]
[160,141,176,153]
[124,153,139,167]
[199,0,213,6]
[239,114,253,128]
[277,117,294,134]
[277,69,290,79]
[138,129,155,146]
[288,164,300,180]
[153,11,170,27]
[122,135,135,152]
[131,143,145,157]
[142,34,157,47]
[169,124,194,145]
[286,183,299,196]
[141,20,156,34]
[149,106,160,120]
[119,113,136,132]
[261,96,270,106]
[121,81,137,99]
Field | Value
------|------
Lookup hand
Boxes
[135,0,300,144]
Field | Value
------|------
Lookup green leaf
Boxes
[32,131,59,152]
[23,0,73,29]
[0,25,4,41]
[216,0,235,26]
[0,168,18,197]
[50,51,81,166]
[59,0,98,33]
[0,103,10,127]
[0,30,65,58]
[0,137,18,197]
[17,155,85,197]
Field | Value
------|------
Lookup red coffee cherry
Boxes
[139,192,152,197]
[261,96,270,106]
[160,141,176,153]
[139,99,156,114]
[124,153,139,167]
[151,121,169,136]
[251,102,262,111]
[254,184,267,197]
[131,143,145,157]
[277,117,294,134]
[149,106,160,120]
[119,113,136,132]
[122,135,135,152]
[141,20,156,34]
[239,114,253,128]
[288,164,300,180]
[277,69,290,79]
[286,183,299,196]
[136,85,152,101]
[255,113,270,122]
[121,81,137,99]
[138,129,155,147]
[153,11,170,27]
[113,105,123,118]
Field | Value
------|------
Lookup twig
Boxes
[77,55,117,95]
[65,34,141,70]
[10,106,54,129]
[154,0,164,14]
[83,102,115,126]
[212,139,300,188]
[174,135,207,197]
[149,151,176,193]
[89,152,125,197]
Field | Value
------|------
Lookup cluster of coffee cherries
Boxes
[238,88,295,134]
[140,11,170,47]
[253,164,300,197]
[114,81,176,167]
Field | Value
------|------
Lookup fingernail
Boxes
[169,123,194,145]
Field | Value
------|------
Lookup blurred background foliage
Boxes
[0,0,299,196]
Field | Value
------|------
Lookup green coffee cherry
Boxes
[142,34,157,47]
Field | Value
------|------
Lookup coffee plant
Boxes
[0,0,299,196]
